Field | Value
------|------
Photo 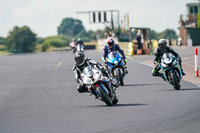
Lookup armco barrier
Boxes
[84,45,96,50]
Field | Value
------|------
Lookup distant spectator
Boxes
[177,37,182,46]
[169,39,171,46]
[104,32,108,39]
[136,32,143,54]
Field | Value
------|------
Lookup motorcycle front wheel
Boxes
[170,71,180,90]
[97,86,113,106]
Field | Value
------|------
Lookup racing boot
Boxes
[152,69,160,76]
[123,60,128,74]
[124,66,128,74]
[89,88,98,99]
[181,69,186,76]
[179,61,186,76]
[159,73,166,81]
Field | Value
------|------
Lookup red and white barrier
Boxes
[195,48,199,77]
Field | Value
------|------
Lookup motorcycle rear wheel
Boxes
[117,69,124,86]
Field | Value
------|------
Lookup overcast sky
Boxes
[0,0,197,37]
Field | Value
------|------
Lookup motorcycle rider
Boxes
[69,39,77,53]
[75,38,84,52]
[152,38,186,78]
[76,38,84,45]
[102,37,128,74]
[70,39,76,46]
[73,52,118,93]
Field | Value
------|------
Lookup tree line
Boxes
[0,17,178,53]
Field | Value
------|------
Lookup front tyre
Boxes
[112,96,118,105]
[97,86,113,106]
[117,69,124,86]
[112,91,118,105]
[170,72,180,90]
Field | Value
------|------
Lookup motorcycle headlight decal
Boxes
[161,63,167,68]
[114,61,118,65]
[94,73,101,80]
[87,79,93,84]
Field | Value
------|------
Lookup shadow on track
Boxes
[113,103,147,107]
[180,88,200,91]
[158,87,200,92]
[123,83,165,87]
[82,103,147,108]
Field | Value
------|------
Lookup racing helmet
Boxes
[74,52,85,65]
[158,39,167,50]
[72,38,75,42]
[106,37,115,47]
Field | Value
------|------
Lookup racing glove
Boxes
[177,57,182,61]
[122,56,126,64]
[77,79,84,86]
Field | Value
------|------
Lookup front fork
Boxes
[91,83,112,99]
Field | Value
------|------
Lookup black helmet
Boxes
[158,39,167,50]
[75,52,85,65]
[76,38,84,45]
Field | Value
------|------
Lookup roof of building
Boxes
[186,2,200,7]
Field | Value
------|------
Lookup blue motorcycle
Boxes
[106,51,126,86]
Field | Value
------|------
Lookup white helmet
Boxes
[158,39,167,50]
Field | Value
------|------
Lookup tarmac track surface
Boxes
[0,50,200,133]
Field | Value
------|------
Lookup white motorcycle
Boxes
[76,43,84,53]
[81,66,118,106]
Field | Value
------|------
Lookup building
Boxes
[178,2,200,46]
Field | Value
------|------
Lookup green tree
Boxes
[88,30,96,40]
[57,18,85,37]
[157,29,177,39]
[41,35,70,52]
[150,30,158,39]
[0,37,4,45]
[36,37,44,45]
[4,26,36,52]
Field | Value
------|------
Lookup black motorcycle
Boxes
[159,53,182,90]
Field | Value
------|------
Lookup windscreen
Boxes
[162,53,173,64]
[108,51,117,58]
[82,66,93,78]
